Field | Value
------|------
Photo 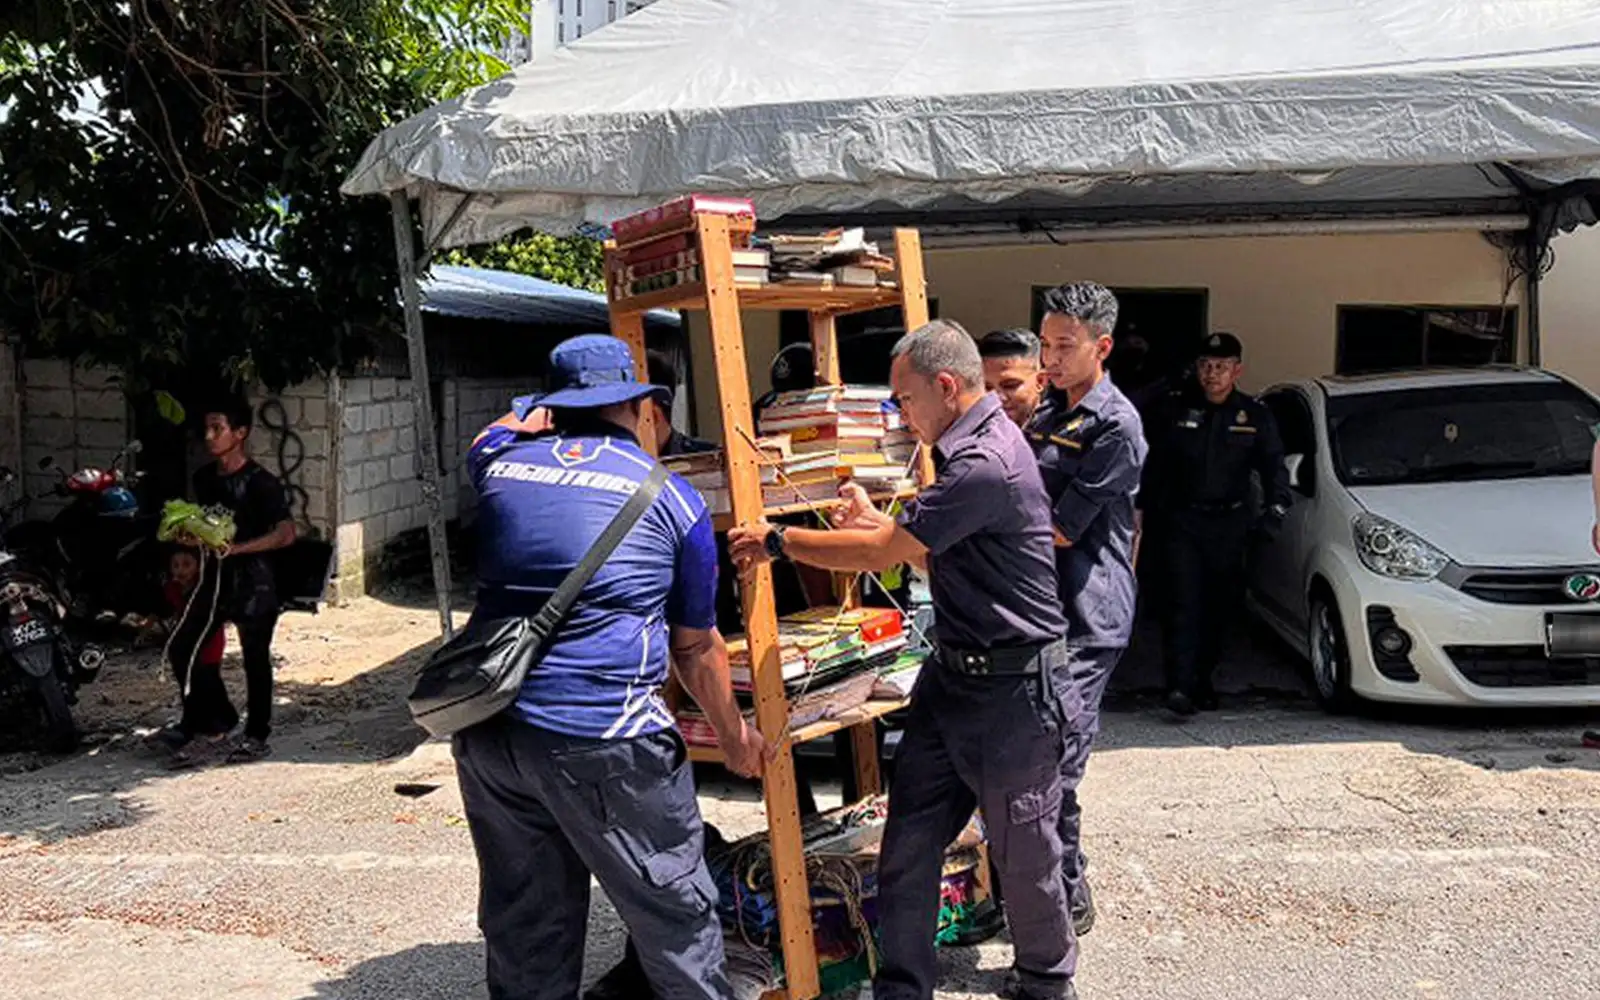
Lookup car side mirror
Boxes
[1284,453,1306,489]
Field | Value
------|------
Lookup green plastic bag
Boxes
[157,499,237,551]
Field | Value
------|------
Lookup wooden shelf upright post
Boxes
[696,214,822,1000]
[606,242,659,455]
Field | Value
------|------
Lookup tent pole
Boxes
[1524,215,1545,368]
[389,190,456,638]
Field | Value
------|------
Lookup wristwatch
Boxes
[763,524,788,560]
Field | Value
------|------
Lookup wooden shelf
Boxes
[611,280,903,317]
[606,217,934,1000]
[710,487,918,531]
[686,698,908,764]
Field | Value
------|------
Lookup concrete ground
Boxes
[1,587,1598,1000]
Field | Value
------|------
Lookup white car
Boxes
[1247,366,1600,710]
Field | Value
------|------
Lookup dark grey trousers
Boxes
[454,718,731,1000]
[1057,644,1125,909]
[873,640,1080,1000]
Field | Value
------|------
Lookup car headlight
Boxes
[1351,513,1449,581]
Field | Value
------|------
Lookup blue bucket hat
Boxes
[512,334,670,417]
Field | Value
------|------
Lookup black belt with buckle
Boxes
[936,643,1048,676]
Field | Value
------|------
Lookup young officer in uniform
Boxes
[1029,282,1146,933]
[730,320,1081,1000]
[454,334,766,1000]
[979,328,1048,428]
[958,285,1146,946]
[1142,332,1290,716]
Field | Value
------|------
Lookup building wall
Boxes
[19,358,131,515]
[246,377,336,537]
[1539,226,1600,393]
[923,230,1522,392]
[686,309,782,444]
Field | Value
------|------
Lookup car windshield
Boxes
[1328,380,1600,487]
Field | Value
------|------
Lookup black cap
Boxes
[770,342,815,392]
[1199,332,1243,360]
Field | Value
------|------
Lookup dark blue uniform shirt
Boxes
[898,393,1066,650]
[1027,378,1147,648]
[469,420,719,740]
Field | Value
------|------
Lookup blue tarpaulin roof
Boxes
[419,264,680,331]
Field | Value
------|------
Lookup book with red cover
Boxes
[612,195,756,245]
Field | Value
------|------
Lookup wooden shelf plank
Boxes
[789,699,907,746]
[684,700,907,764]
[611,281,902,317]
[709,487,917,531]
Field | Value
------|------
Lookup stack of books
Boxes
[609,195,757,300]
[660,385,921,516]
[677,607,913,748]
[761,228,897,288]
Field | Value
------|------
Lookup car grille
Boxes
[1445,645,1600,688]
[1454,569,1595,606]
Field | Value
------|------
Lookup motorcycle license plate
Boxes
[5,620,50,648]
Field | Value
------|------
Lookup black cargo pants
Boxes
[1163,505,1253,697]
[872,640,1080,1000]
[454,717,730,1000]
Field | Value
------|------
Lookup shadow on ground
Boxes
[298,942,487,1000]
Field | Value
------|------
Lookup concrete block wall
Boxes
[334,375,424,598]
[451,378,526,524]
[19,359,131,515]
[247,377,336,537]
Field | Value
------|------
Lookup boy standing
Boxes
[190,400,295,761]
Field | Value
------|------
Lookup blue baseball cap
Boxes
[511,334,670,417]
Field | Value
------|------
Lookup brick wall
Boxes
[247,377,336,537]
[331,374,524,599]
[334,375,423,598]
[20,359,131,515]
[450,377,526,524]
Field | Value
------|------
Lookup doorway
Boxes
[1031,286,1209,395]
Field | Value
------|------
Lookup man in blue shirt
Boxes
[730,321,1081,1000]
[453,334,766,1000]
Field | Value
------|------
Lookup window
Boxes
[1336,306,1516,375]
[558,22,565,42]
[558,0,564,12]
[1327,380,1598,487]
[1263,389,1318,496]
[608,0,617,18]
[576,23,582,37]
[576,0,583,15]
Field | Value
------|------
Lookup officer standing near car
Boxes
[454,334,766,1000]
[730,320,1081,1000]
[1143,332,1290,716]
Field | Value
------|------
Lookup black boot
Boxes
[1071,878,1096,937]
[583,940,654,1000]
[1164,689,1197,718]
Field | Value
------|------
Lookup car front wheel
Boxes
[1308,593,1356,714]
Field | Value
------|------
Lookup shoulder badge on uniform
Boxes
[1063,416,1087,434]
[563,441,586,460]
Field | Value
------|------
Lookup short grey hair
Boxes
[890,319,984,391]
[1039,282,1119,338]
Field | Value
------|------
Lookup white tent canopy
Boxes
[344,0,1600,247]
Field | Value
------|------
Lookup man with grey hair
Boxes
[730,319,1082,1000]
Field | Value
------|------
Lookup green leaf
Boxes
[154,390,186,426]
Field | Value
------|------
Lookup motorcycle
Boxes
[0,467,105,752]
[3,441,166,625]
